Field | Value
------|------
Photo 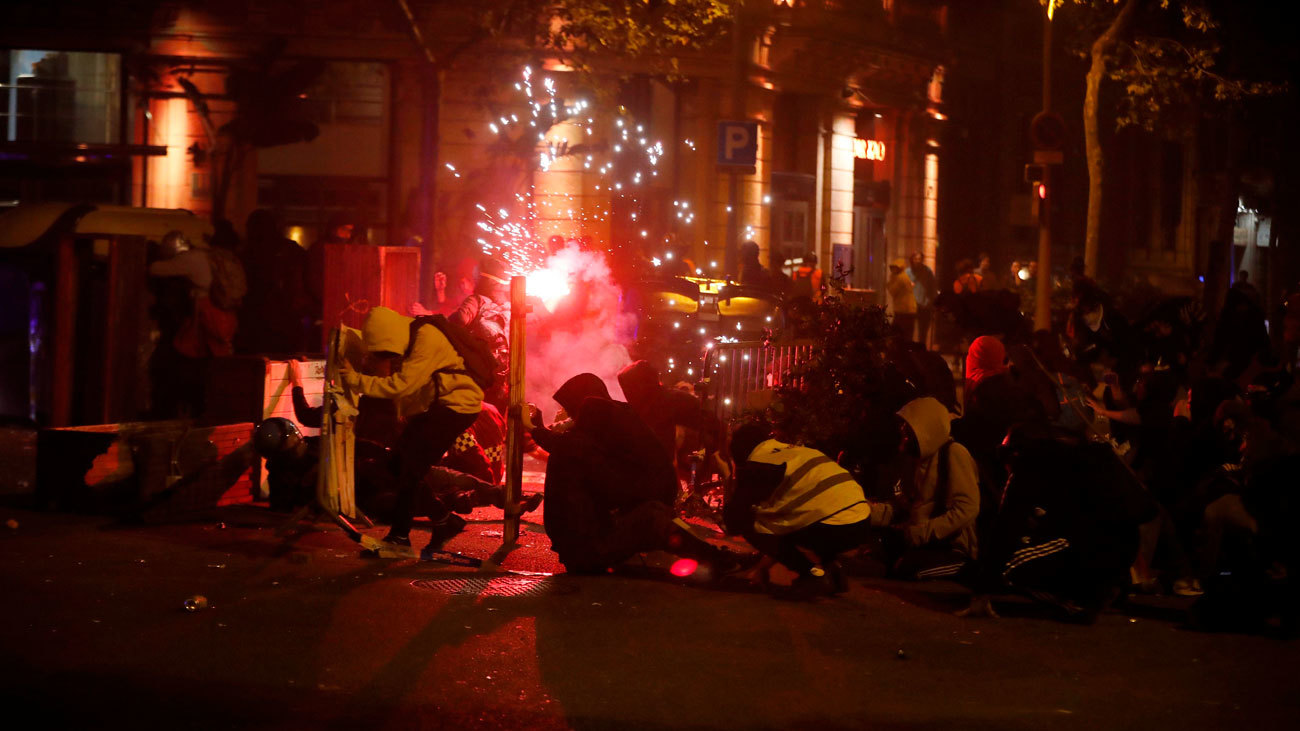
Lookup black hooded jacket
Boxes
[533,374,677,562]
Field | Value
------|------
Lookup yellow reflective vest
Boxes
[748,440,872,535]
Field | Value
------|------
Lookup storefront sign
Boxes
[854,138,886,161]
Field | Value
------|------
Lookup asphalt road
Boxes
[1,490,1297,730]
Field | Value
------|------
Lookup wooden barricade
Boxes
[321,245,421,349]
[502,276,528,544]
[35,420,257,520]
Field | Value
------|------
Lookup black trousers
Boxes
[745,519,872,576]
[894,313,917,342]
[389,404,479,538]
[559,501,676,574]
[916,306,934,348]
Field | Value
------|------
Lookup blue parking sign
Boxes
[717,120,758,167]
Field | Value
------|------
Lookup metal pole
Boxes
[725,8,747,278]
[1034,7,1053,331]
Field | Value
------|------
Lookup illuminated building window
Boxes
[2,50,121,144]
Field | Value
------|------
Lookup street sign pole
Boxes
[726,172,740,276]
[1034,7,1054,332]
[725,12,747,278]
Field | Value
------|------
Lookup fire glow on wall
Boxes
[147,97,189,209]
[853,138,886,162]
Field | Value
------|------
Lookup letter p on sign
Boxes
[717,120,758,168]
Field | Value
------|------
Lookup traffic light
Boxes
[1025,164,1049,221]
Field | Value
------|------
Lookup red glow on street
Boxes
[669,558,699,577]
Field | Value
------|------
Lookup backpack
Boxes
[406,315,499,391]
[207,247,247,311]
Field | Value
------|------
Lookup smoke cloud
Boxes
[524,245,636,420]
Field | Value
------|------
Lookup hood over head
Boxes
[617,360,661,408]
[891,258,908,270]
[898,396,952,459]
[729,420,773,463]
[965,335,1008,391]
[361,306,414,355]
[553,373,611,416]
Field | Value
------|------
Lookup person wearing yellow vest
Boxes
[725,421,890,599]
[340,306,483,551]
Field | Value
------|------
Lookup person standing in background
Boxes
[889,258,918,341]
[790,252,824,305]
[908,252,937,349]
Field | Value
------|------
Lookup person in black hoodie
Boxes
[525,373,735,574]
[617,359,706,469]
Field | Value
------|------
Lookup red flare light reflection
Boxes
[526,265,572,312]
[669,558,699,577]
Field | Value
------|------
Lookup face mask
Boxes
[1083,307,1104,332]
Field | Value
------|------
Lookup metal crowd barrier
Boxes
[702,340,818,420]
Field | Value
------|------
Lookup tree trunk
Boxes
[1204,117,1240,326]
[1083,0,1140,279]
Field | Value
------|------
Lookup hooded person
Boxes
[888,258,918,341]
[341,306,483,551]
[956,337,1050,537]
[724,421,889,599]
[965,335,1008,395]
[451,258,511,408]
[525,373,732,574]
[617,360,703,466]
[893,396,981,580]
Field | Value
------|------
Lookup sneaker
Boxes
[426,514,467,549]
[449,491,477,515]
[773,568,835,601]
[521,493,544,513]
[381,533,411,548]
[361,533,412,559]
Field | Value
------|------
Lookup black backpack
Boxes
[405,315,499,391]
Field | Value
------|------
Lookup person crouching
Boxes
[724,421,887,599]
[524,373,736,575]
[340,306,483,552]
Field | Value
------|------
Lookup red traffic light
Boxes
[1036,183,1047,200]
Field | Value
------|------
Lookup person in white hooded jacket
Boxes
[893,396,981,580]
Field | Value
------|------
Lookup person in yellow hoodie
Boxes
[340,306,484,550]
[892,396,980,580]
[888,258,918,341]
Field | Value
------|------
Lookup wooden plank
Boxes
[503,275,528,544]
[321,245,420,351]
[319,328,357,518]
[380,248,421,318]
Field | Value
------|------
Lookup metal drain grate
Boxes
[410,575,555,597]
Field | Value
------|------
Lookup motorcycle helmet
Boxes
[158,229,191,259]
[253,417,303,457]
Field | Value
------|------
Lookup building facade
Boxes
[2,0,948,301]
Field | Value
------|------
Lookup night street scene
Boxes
[2,0,1299,728]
